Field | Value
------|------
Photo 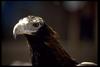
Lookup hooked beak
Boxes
[13,21,27,39]
[13,23,21,39]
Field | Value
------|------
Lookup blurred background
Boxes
[1,1,97,66]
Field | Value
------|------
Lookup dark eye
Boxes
[32,23,39,27]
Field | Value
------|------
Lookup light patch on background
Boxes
[77,62,97,66]
[10,61,32,66]
[63,1,87,12]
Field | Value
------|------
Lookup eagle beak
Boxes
[13,23,22,39]
[13,24,18,39]
[13,32,16,39]
[13,22,33,39]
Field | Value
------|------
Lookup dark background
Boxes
[1,1,97,65]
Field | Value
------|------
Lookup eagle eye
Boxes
[32,23,39,27]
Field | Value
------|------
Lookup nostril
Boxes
[32,23,39,27]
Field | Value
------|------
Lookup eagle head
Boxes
[13,16,44,38]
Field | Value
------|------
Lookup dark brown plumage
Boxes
[25,23,78,67]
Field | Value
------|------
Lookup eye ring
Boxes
[32,23,39,27]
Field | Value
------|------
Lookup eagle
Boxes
[13,15,78,67]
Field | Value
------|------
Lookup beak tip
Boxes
[13,29,17,39]
[13,33,16,39]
